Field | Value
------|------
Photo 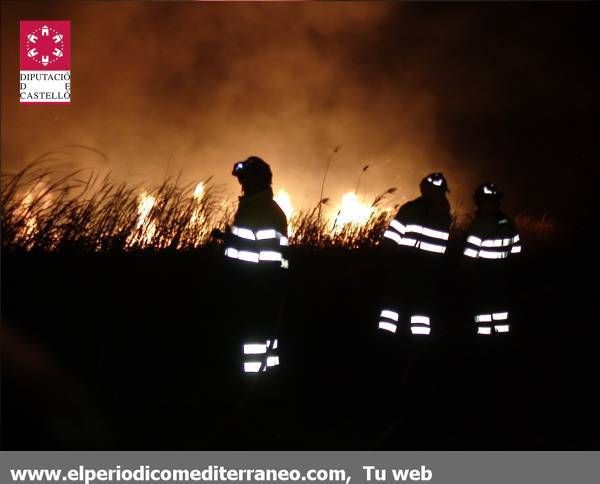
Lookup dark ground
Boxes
[1,233,598,450]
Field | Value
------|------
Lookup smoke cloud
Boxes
[2,2,598,218]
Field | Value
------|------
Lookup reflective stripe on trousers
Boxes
[475,312,510,335]
[243,338,279,373]
[378,309,399,333]
[410,315,431,335]
[377,310,431,335]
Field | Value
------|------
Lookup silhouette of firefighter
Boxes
[377,173,452,336]
[462,182,522,335]
[218,156,289,374]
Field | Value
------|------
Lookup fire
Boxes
[20,193,38,238]
[15,193,39,250]
[138,192,156,222]
[189,182,206,227]
[278,188,377,235]
[4,170,389,251]
[274,188,294,221]
[14,185,54,250]
[332,191,374,228]
[193,181,205,201]
[126,191,157,247]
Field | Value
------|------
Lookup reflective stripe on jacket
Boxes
[225,189,289,269]
[463,210,521,261]
[383,197,452,255]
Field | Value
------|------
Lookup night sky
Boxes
[2,1,598,223]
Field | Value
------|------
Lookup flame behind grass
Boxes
[1,162,231,252]
[1,160,557,253]
[1,162,397,252]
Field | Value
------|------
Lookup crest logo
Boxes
[20,20,71,104]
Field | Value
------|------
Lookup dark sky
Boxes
[2,1,598,221]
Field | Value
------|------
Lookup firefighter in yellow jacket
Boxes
[462,182,522,335]
[222,156,289,374]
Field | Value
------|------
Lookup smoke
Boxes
[2,2,598,218]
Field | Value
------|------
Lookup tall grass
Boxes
[1,157,557,253]
[1,161,231,252]
[1,161,396,252]
[289,199,392,249]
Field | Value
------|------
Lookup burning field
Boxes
[1,149,558,254]
[1,154,398,253]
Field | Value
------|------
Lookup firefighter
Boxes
[377,173,452,336]
[462,182,521,335]
[220,156,289,374]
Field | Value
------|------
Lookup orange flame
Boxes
[126,191,157,248]
[274,188,294,221]
[193,181,205,201]
[15,185,54,250]
[332,191,374,229]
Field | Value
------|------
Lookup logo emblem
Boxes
[20,21,71,104]
[24,24,65,67]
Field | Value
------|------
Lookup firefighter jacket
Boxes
[463,209,521,262]
[224,189,289,269]
[383,196,452,256]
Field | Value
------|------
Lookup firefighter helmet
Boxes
[473,182,503,205]
[232,156,273,190]
[421,172,450,193]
